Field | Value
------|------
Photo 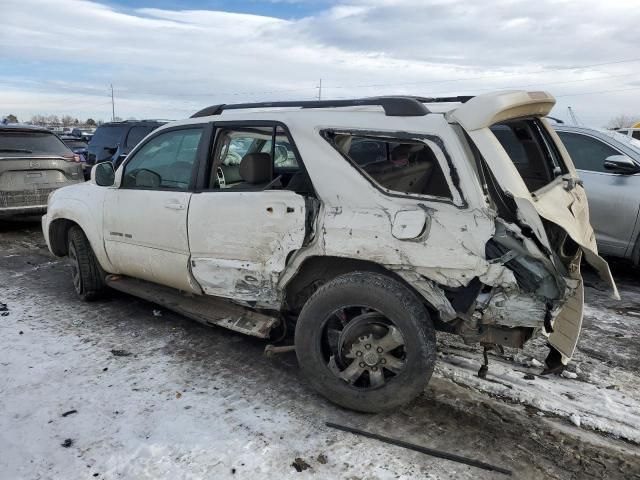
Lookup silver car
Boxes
[553,125,640,263]
[0,124,84,217]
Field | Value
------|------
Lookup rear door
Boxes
[187,122,308,308]
[103,126,205,291]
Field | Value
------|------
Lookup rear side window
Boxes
[324,132,452,200]
[556,132,619,173]
[91,125,125,147]
[0,131,71,156]
[126,126,154,149]
[491,119,567,192]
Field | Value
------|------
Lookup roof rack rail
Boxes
[190,97,431,118]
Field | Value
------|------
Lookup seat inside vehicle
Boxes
[229,152,280,189]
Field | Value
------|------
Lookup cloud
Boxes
[0,0,638,126]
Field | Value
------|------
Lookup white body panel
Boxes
[188,190,307,307]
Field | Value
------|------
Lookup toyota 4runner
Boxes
[42,91,618,412]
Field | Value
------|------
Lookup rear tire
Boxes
[67,226,106,301]
[294,271,436,412]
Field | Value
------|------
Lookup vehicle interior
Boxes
[326,132,452,199]
[209,126,313,194]
[491,119,567,192]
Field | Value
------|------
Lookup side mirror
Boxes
[92,162,115,186]
[603,155,640,174]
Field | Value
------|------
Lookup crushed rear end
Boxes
[449,91,618,367]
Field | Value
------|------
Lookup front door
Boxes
[555,130,640,257]
[188,123,309,308]
[104,126,205,292]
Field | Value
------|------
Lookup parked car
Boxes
[71,128,95,142]
[60,135,90,179]
[43,91,617,412]
[86,120,164,169]
[615,127,640,141]
[0,124,84,217]
[553,125,640,264]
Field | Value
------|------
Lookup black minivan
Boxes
[86,120,165,171]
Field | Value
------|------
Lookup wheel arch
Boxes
[282,255,450,325]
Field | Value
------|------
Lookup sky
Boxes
[0,0,639,126]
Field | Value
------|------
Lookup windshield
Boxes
[0,131,71,156]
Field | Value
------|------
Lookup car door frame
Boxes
[555,127,640,259]
[103,122,214,291]
[188,119,314,308]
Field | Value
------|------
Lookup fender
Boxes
[43,184,116,273]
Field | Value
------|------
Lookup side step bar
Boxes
[105,275,279,338]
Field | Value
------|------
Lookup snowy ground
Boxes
[1,218,639,480]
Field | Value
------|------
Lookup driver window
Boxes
[122,128,203,190]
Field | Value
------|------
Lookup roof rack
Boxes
[191,97,437,118]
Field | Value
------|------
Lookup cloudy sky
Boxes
[1,0,639,126]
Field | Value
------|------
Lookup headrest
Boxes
[390,143,413,160]
[239,153,271,184]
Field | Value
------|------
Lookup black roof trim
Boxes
[191,97,433,118]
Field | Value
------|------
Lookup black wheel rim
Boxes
[68,243,82,294]
[321,305,407,390]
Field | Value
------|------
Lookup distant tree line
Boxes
[3,113,101,126]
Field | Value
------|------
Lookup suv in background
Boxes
[1,124,84,216]
[86,120,165,169]
[43,91,617,412]
[553,125,640,264]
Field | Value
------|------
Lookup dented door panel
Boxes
[188,190,307,308]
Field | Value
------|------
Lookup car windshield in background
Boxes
[0,131,71,156]
[602,129,640,152]
[491,119,567,192]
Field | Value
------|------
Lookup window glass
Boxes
[556,132,619,173]
[0,131,71,156]
[491,119,567,192]
[326,132,452,199]
[91,125,125,147]
[633,131,640,141]
[210,126,303,190]
[122,128,202,190]
[126,126,154,149]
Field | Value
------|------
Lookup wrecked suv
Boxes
[42,91,617,412]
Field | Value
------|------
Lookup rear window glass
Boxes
[62,139,87,149]
[324,132,452,199]
[0,131,71,156]
[91,125,125,147]
[126,126,155,149]
[491,119,567,192]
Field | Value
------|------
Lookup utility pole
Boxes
[110,84,115,121]
[317,78,322,101]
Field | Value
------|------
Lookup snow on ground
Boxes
[1,220,639,479]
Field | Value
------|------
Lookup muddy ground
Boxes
[0,217,639,479]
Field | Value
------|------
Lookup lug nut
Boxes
[365,344,372,350]
[376,347,383,353]
[372,366,378,371]
[359,362,366,368]
[380,358,386,364]
[356,351,363,357]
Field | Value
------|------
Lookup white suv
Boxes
[43,91,617,412]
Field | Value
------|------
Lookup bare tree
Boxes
[607,114,640,129]
[61,115,75,126]
[30,115,47,126]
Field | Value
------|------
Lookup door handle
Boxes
[164,201,185,210]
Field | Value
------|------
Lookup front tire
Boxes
[67,226,106,301]
[294,272,436,412]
